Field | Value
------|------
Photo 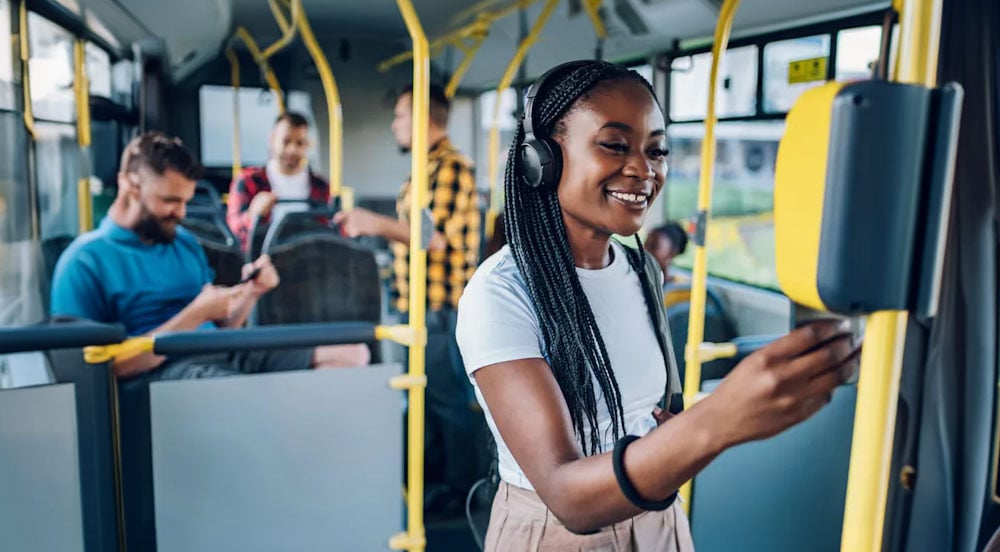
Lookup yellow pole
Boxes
[444,32,488,99]
[232,27,285,114]
[582,0,606,40]
[259,0,300,60]
[392,1,428,550]
[840,0,939,550]
[486,0,560,239]
[18,0,34,138]
[224,47,242,181]
[73,39,93,233]
[679,0,741,512]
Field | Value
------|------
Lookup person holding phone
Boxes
[52,132,371,381]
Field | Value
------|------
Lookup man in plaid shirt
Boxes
[334,84,485,518]
[226,112,330,251]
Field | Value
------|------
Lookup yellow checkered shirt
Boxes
[392,138,481,313]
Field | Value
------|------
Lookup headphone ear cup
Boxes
[519,137,561,189]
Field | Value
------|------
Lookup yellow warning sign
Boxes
[788,57,828,84]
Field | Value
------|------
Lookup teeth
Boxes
[610,191,648,203]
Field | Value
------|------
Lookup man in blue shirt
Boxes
[51,131,369,380]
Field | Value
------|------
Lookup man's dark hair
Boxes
[275,111,310,128]
[400,83,450,128]
[651,222,689,255]
[120,131,203,181]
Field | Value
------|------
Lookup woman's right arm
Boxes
[473,319,858,534]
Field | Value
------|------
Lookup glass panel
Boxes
[111,58,133,107]
[200,85,297,168]
[475,88,517,192]
[763,35,831,113]
[0,0,14,110]
[836,26,882,81]
[28,13,75,123]
[665,121,784,290]
[670,45,757,121]
[633,63,653,84]
[85,42,111,98]
[0,112,46,325]
[34,121,81,239]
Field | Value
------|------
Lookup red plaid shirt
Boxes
[225,166,330,250]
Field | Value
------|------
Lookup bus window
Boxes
[35,122,80,239]
[475,87,517,193]
[111,58,133,108]
[835,26,883,81]
[199,85,317,170]
[86,42,112,98]
[27,12,75,123]
[666,120,784,290]
[670,46,757,121]
[763,34,830,113]
[0,0,13,110]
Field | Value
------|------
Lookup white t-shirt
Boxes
[456,242,666,491]
[265,159,311,222]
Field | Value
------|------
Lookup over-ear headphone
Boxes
[518,60,593,189]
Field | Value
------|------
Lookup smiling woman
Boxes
[454,60,859,551]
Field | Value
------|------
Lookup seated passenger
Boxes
[51,132,369,380]
[644,221,688,284]
[226,112,330,250]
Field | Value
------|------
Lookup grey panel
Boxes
[0,384,85,552]
[151,364,404,552]
[691,383,856,552]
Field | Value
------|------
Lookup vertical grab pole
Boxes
[840,0,940,549]
[485,0,559,240]
[224,47,241,182]
[73,39,93,233]
[392,1,429,550]
[679,0,741,513]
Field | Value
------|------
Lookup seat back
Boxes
[257,232,381,326]
[666,285,738,382]
[180,218,244,286]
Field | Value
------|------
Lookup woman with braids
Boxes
[455,60,860,550]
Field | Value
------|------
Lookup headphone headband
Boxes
[522,60,594,139]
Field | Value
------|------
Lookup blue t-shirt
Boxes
[51,217,216,336]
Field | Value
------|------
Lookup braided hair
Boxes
[504,61,660,455]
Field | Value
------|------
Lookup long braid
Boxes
[504,61,657,454]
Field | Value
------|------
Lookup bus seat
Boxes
[42,234,75,283]
[691,381,856,551]
[180,218,244,287]
[148,365,402,551]
[256,232,382,360]
[666,285,737,382]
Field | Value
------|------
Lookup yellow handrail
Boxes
[485,0,560,240]
[259,0,300,60]
[679,0,742,512]
[73,39,93,233]
[231,27,285,113]
[583,0,606,39]
[390,1,430,550]
[839,0,940,549]
[444,17,491,99]
[377,0,541,74]
[18,0,34,137]
[224,47,242,181]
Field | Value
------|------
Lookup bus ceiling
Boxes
[58,0,887,86]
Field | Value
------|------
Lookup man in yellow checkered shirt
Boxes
[334,84,486,518]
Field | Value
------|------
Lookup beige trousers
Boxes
[484,481,696,551]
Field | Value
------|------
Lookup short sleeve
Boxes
[456,262,544,376]
[50,250,109,322]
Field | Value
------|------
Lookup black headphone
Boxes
[518,60,594,189]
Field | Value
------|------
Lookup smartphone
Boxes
[239,267,261,285]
